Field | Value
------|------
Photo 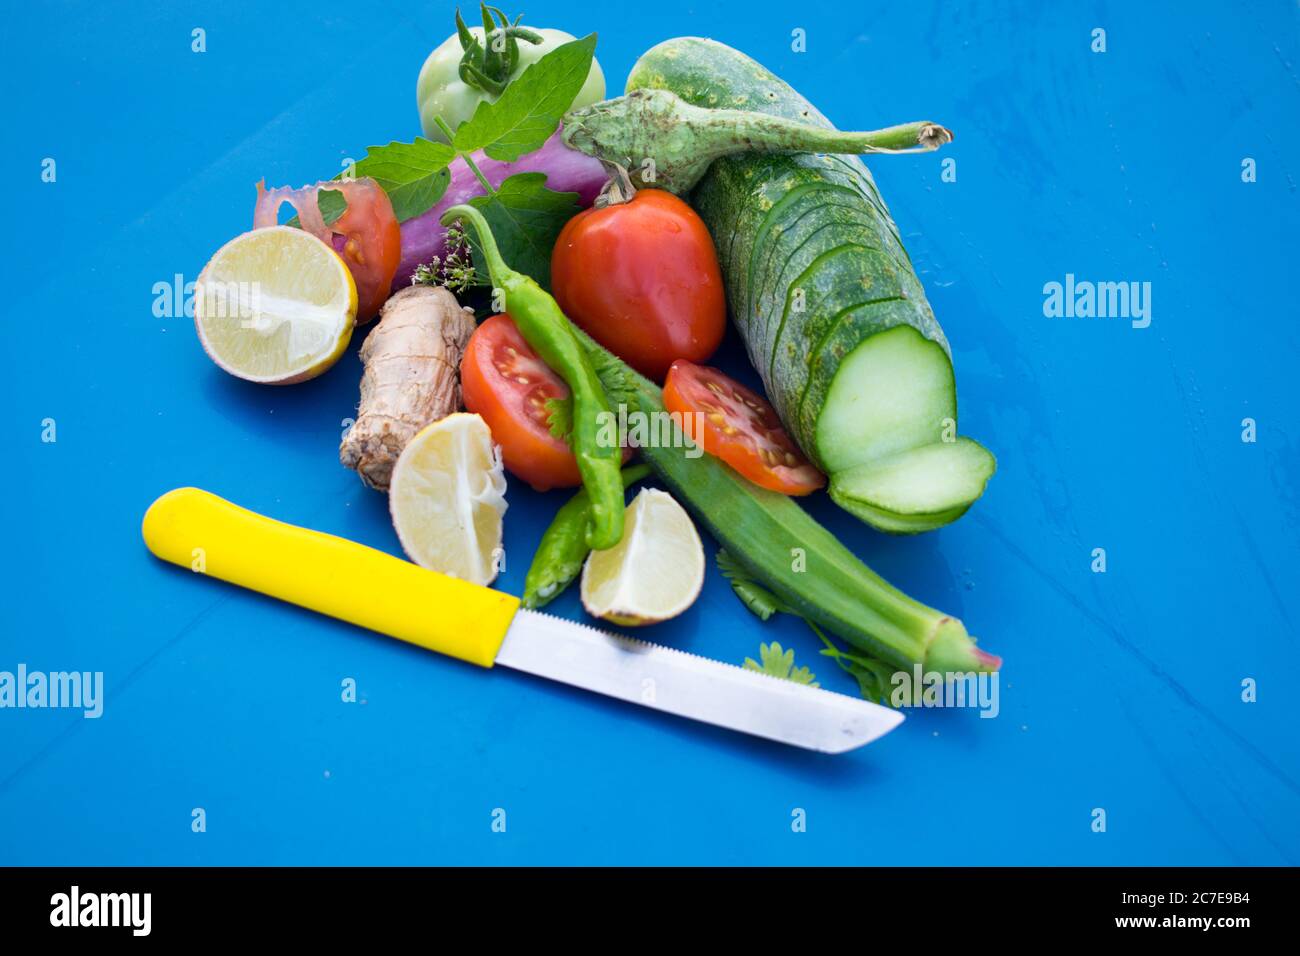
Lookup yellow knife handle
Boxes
[141,487,519,667]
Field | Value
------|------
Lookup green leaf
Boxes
[313,190,348,227]
[452,34,597,161]
[744,642,819,687]
[464,172,580,288]
[716,550,788,621]
[814,626,899,706]
[544,396,573,441]
[286,139,455,229]
[283,189,347,231]
[347,139,456,222]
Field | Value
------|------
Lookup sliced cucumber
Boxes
[814,326,956,472]
[829,438,996,535]
[816,329,994,532]
[630,38,996,534]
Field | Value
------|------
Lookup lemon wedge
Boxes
[581,488,704,626]
[389,413,509,586]
[194,226,356,384]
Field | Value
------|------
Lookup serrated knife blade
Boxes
[496,609,904,753]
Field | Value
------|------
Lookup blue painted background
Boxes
[3,0,1297,865]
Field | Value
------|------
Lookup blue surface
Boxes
[3,0,1298,865]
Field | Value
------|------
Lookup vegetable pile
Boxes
[189,8,1002,706]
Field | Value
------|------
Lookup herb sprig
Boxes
[411,222,479,293]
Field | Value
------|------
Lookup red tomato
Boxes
[328,179,402,322]
[662,360,825,496]
[461,314,582,491]
[551,188,726,381]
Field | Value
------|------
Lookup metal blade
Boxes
[495,609,904,753]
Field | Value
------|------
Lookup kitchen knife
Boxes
[141,487,903,753]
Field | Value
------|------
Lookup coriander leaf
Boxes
[346,139,455,221]
[744,642,819,687]
[544,396,573,441]
[452,34,597,161]
[464,172,580,288]
[790,664,820,687]
[716,549,787,621]
[814,625,899,706]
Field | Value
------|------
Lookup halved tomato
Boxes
[460,314,583,492]
[662,360,825,496]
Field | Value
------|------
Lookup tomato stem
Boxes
[593,161,636,209]
[454,4,543,95]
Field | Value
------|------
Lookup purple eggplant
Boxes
[389,128,606,289]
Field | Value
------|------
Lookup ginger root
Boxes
[340,286,476,491]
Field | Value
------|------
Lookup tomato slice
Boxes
[662,360,826,496]
[461,314,582,492]
[254,177,401,322]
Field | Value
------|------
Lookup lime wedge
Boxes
[581,488,704,626]
[389,413,509,586]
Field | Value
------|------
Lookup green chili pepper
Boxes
[522,464,651,608]
[441,203,626,549]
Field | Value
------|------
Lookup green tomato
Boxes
[417,27,606,143]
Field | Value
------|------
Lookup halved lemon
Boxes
[389,413,508,586]
[581,488,704,626]
[194,226,357,384]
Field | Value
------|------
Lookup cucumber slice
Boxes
[828,439,996,535]
[828,499,973,535]
[813,325,956,472]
